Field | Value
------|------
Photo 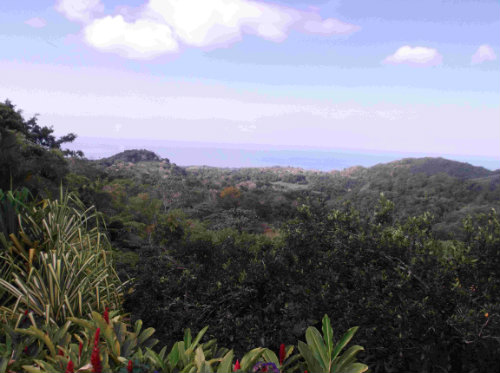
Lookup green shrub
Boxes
[0,190,124,324]
[0,310,366,373]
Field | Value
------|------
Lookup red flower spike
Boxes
[279,343,286,365]
[94,328,100,348]
[91,345,102,373]
[23,346,28,353]
[234,359,241,372]
[91,328,102,373]
[79,341,83,359]
[65,360,75,373]
[103,307,109,324]
[24,309,29,316]
[127,360,133,373]
[58,348,65,356]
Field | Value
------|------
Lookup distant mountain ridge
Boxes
[96,150,499,179]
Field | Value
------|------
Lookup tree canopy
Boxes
[0,99,83,194]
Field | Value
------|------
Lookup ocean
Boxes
[66,136,500,172]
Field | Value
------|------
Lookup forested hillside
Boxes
[68,148,500,244]
[1,100,500,373]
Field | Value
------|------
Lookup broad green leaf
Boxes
[158,345,168,360]
[337,362,369,373]
[190,326,209,349]
[137,327,156,346]
[146,347,167,371]
[297,341,323,373]
[184,328,192,347]
[322,314,334,357]
[194,346,206,370]
[262,349,279,365]
[216,350,234,373]
[239,347,265,371]
[168,342,180,367]
[331,326,359,363]
[178,341,188,366]
[305,327,329,370]
[334,345,364,371]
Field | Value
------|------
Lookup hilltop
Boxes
[387,157,498,179]
[98,149,166,166]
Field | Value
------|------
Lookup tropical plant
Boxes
[144,326,237,373]
[11,307,159,373]
[69,311,159,366]
[297,314,368,373]
[233,347,266,372]
[0,190,124,324]
[260,343,301,373]
[0,310,75,373]
[0,314,37,373]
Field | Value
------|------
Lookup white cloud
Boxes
[383,46,442,67]
[25,17,47,28]
[146,0,297,47]
[57,0,358,58]
[300,16,360,35]
[56,0,103,23]
[471,44,497,65]
[84,15,179,59]
[145,0,359,48]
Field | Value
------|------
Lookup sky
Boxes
[1,0,499,163]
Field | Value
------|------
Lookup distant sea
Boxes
[66,136,500,172]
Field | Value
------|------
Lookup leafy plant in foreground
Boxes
[144,326,238,373]
[259,343,300,373]
[0,190,123,323]
[297,314,368,373]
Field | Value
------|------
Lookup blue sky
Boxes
[1,0,499,160]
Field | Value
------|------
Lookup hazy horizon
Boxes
[1,0,499,161]
[66,136,500,171]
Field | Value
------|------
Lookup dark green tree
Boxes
[0,99,83,194]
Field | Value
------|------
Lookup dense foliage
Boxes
[0,190,123,324]
[0,190,367,373]
[1,100,500,372]
[124,197,500,372]
[0,100,82,196]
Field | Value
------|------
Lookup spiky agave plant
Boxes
[0,188,124,324]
